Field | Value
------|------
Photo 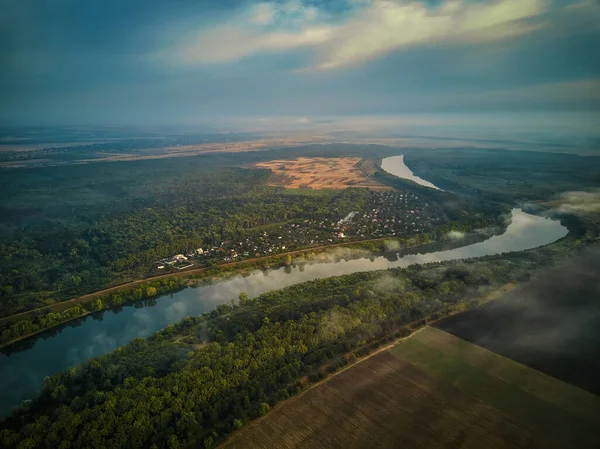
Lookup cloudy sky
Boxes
[1,0,599,126]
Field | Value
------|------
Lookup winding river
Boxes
[0,157,568,417]
[381,155,441,190]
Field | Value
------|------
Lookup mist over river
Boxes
[0,208,567,417]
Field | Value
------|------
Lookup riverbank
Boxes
[0,153,510,347]
[0,232,485,349]
[0,208,586,419]
[2,204,580,350]
[2,235,592,442]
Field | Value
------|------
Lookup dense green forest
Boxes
[0,236,588,449]
[0,145,508,321]
[402,148,600,201]
[0,149,372,316]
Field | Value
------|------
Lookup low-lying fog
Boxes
[436,246,600,394]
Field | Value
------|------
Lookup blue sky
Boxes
[1,0,599,126]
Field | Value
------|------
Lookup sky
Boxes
[1,0,599,126]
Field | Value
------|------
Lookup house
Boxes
[174,254,188,261]
[195,248,204,255]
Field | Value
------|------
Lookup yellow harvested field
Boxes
[255,157,379,190]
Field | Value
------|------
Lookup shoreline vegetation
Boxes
[0,217,505,349]
[2,200,591,350]
[0,225,594,448]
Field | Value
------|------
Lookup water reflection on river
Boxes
[0,209,567,416]
[381,155,441,190]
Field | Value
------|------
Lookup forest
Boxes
[0,232,590,449]
[0,199,508,347]
[402,148,600,202]
[0,149,367,317]
[0,145,507,323]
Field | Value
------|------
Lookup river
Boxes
[381,155,441,190]
[0,207,568,416]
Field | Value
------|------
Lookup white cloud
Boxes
[179,25,332,63]
[251,3,276,25]
[315,0,548,69]
[173,0,560,68]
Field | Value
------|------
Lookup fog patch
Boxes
[476,247,600,354]
[384,239,401,251]
[164,300,190,323]
[374,273,407,294]
[555,190,600,214]
[302,246,372,264]
[436,246,600,394]
[67,331,117,366]
[447,230,465,240]
[320,309,356,340]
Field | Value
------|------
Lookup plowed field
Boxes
[221,328,600,449]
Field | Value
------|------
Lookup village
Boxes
[156,190,444,271]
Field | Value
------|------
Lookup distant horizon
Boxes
[2,110,599,131]
[1,0,599,126]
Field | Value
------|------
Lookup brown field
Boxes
[221,327,600,449]
[0,136,324,168]
[255,157,390,190]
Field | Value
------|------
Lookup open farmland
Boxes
[434,246,600,395]
[255,157,390,190]
[222,327,600,449]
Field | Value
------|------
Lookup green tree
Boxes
[132,288,143,300]
[259,403,270,416]
[93,299,103,311]
[239,291,251,306]
[168,435,180,449]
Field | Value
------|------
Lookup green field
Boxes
[389,327,600,449]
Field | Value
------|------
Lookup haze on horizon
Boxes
[1,0,599,128]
